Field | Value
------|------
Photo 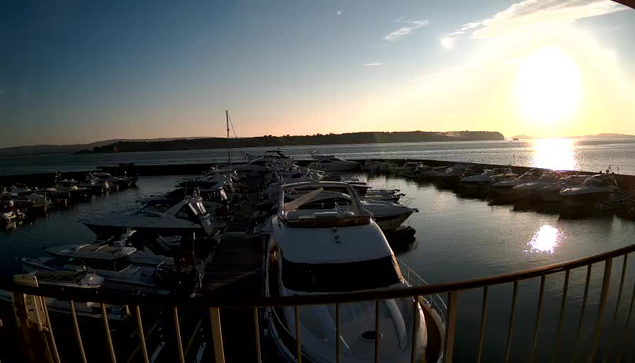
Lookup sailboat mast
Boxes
[226,110,230,169]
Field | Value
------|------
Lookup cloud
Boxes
[448,0,626,39]
[364,63,384,67]
[336,10,342,16]
[383,19,429,42]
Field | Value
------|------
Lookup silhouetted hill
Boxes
[91,131,505,153]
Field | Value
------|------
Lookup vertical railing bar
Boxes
[504,281,519,363]
[444,291,459,362]
[294,306,302,363]
[101,304,117,363]
[552,269,570,363]
[173,307,185,363]
[476,286,488,363]
[134,305,150,363]
[590,258,613,361]
[606,254,628,361]
[41,297,61,363]
[69,300,88,363]
[573,263,593,360]
[530,275,546,361]
[336,303,341,363]
[210,307,226,363]
[410,297,419,363]
[253,307,262,363]
[375,300,381,363]
[616,278,635,363]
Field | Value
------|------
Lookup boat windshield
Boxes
[137,199,180,214]
[281,256,402,292]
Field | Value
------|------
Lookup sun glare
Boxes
[527,225,561,254]
[441,37,453,49]
[516,47,581,124]
[531,138,577,171]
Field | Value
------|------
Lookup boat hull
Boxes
[82,222,204,238]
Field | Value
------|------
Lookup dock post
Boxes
[210,307,226,363]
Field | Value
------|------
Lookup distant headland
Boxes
[86,131,505,154]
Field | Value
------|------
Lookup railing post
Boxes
[253,307,262,363]
[530,276,546,361]
[69,300,88,363]
[134,306,149,363]
[41,298,61,363]
[444,291,459,362]
[173,307,185,363]
[336,303,341,363]
[375,300,381,363]
[606,254,628,360]
[476,286,488,363]
[101,304,117,363]
[617,279,635,363]
[552,269,570,362]
[505,281,519,363]
[295,306,302,363]
[410,297,419,363]
[210,307,226,363]
[573,264,593,360]
[590,258,613,360]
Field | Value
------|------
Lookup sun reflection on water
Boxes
[527,225,561,254]
[531,138,577,171]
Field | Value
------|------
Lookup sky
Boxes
[1,0,634,147]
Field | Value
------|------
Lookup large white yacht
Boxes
[264,182,445,363]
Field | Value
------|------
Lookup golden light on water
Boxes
[531,138,577,171]
[527,225,561,254]
[516,47,582,124]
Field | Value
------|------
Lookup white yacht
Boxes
[0,270,129,321]
[559,175,623,208]
[20,244,169,289]
[489,169,541,197]
[80,196,221,238]
[309,155,360,172]
[459,168,515,190]
[512,172,563,201]
[539,175,588,202]
[362,200,418,231]
[265,182,444,363]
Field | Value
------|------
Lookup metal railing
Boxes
[3,243,635,362]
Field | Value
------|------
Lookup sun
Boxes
[516,46,582,124]
[441,37,453,49]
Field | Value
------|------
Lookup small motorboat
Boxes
[362,200,418,231]
[459,168,514,190]
[308,153,360,172]
[560,175,623,209]
[80,196,223,238]
[0,270,130,322]
[489,169,541,198]
[512,172,563,202]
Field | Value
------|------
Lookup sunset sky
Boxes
[1,1,634,147]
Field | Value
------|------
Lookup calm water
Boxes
[1,138,635,175]
[2,173,635,360]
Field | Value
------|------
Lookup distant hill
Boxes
[0,140,124,157]
[91,131,505,154]
[0,137,206,157]
[582,133,635,139]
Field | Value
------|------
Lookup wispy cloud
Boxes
[364,63,384,67]
[448,0,626,40]
[383,19,429,42]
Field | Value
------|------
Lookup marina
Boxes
[1,149,635,362]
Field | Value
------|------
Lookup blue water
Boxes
[1,172,635,360]
[1,138,635,175]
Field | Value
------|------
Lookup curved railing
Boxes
[2,243,635,362]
